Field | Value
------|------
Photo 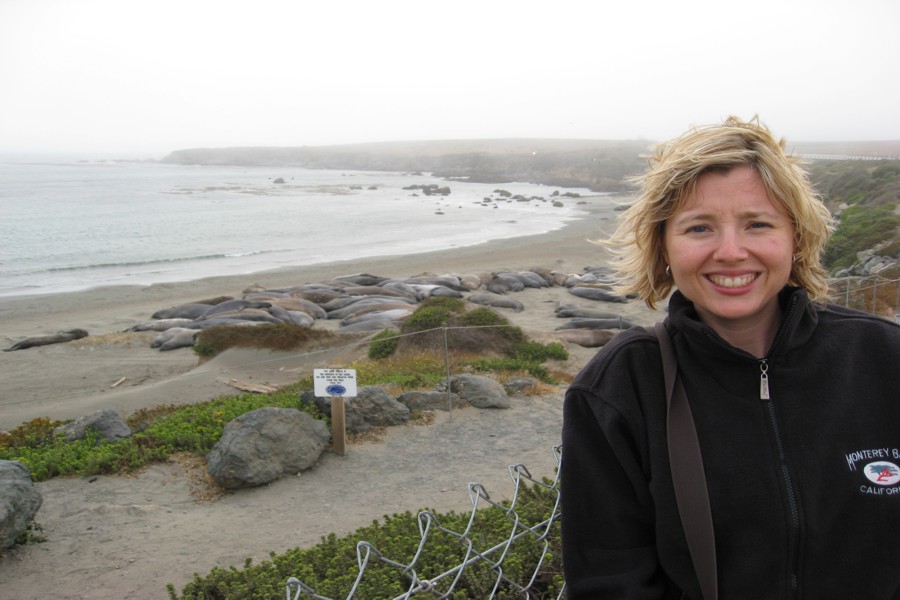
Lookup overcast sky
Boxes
[1,0,898,157]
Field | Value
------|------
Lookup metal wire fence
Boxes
[285,446,565,600]
[829,275,900,322]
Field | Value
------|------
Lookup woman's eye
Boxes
[688,225,709,233]
[749,222,772,229]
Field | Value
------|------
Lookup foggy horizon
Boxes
[2,0,898,158]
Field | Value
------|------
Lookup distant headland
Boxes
[159,138,900,193]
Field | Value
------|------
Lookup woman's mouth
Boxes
[707,274,757,288]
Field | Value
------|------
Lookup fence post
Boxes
[331,396,346,456]
[443,323,452,419]
[874,277,879,311]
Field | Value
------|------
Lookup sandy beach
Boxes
[0,198,664,599]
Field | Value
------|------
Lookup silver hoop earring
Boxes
[665,265,671,277]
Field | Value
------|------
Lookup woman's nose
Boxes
[713,229,749,262]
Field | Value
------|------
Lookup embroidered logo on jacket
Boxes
[845,448,900,495]
[865,463,900,486]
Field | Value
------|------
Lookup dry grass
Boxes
[71,331,154,348]
[195,324,338,356]
[167,452,230,502]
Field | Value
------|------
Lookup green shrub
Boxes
[192,342,216,357]
[462,339,567,383]
[169,480,563,599]
[467,357,553,382]
[514,340,568,362]
[367,328,399,360]
[824,204,900,270]
[0,391,324,482]
[402,297,465,331]
[350,356,447,390]
[458,307,506,327]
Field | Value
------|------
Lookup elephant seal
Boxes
[197,308,284,324]
[199,299,272,318]
[468,293,525,312]
[457,274,483,290]
[514,271,550,288]
[553,329,618,348]
[151,303,214,320]
[339,318,397,332]
[183,318,270,330]
[333,273,390,286]
[285,311,315,328]
[379,281,421,299]
[490,272,526,293]
[151,328,199,351]
[5,329,89,351]
[323,295,413,313]
[568,286,628,303]
[554,305,623,320]
[340,308,413,327]
[290,288,346,304]
[328,301,418,321]
[555,317,635,330]
[129,318,195,332]
[399,275,470,292]
[413,284,463,299]
[341,286,410,298]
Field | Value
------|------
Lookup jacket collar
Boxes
[666,286,819,362]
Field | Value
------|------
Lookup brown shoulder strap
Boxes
[650,322,718,600]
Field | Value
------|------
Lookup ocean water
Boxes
[0,160,591,298]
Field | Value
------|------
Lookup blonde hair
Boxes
[606,115,834,310]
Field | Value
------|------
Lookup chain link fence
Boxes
[285,446,565,600]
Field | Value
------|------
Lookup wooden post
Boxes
[331,396,346,456]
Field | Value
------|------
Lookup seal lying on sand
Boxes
[468,292,525,312]
[555,317,635,330]
[4,329,89,351]
[553,328,618,348]
[554,304,622,320]
[567,286,628,303]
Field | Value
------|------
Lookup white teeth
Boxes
[709,274,755,288]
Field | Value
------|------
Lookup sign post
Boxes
[313,369,357,456]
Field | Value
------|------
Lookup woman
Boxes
[561,116,900,599]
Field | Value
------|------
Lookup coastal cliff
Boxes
[160,139,651,193]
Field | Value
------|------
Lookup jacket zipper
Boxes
[758,293,803,595]
[759,358,801,597]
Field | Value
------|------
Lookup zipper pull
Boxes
[759,359,770,400]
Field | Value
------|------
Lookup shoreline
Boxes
[0,198,621,340]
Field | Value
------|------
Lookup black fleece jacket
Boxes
[561,287,900,599]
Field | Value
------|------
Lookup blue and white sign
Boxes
[313,368,357,397]
[325,384,346,396]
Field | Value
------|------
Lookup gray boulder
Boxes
[315,386,410,433]
[54,409,131,442]
[396,390,465,412]
[441,374,510,409]
[0,460,43,549]
[206,407,330,489]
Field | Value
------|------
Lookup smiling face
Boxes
[664,165,796,347]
